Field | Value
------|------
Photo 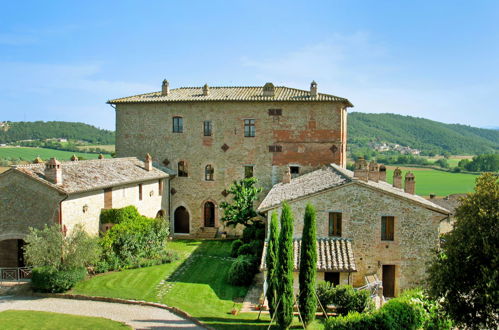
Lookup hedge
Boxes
[32,266,87,293]
[99,205,141,225]
[230,239,243,258]
[227,255,256,286]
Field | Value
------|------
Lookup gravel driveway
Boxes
[0,296,202,329]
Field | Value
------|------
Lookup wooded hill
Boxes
[0,121,114,144]
[348,113,499,155]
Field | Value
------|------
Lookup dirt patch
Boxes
[384,165,432,171]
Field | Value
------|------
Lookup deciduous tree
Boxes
[220,177,262,227]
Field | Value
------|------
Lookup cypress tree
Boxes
[276,202,294,329]
[298,203,317,326]
[266,212,279,318]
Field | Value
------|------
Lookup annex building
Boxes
[0,156,169,268]
[109,81,352,238]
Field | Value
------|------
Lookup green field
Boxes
[76,144,115,153]
[0,147,111,162]
[73,240,323,329]
[385,166,479,196]
[0,310,130,330]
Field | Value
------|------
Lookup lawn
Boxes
[385,166,479,196]
[73,240,324,329]
[0,147,111,161]
[0,310,129,330]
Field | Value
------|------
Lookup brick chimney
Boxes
[310,80,318,97]
[368,160,379,182]
[379,164,387,182]
[353,157,368,182]
[282,167,291,184]
[145,153,153,171]
[393,167,402,189]
[45,158,62,185]
[161,79,169,96]
[404,172,416,194]
[202,84,210,96]
[263,82,275,97]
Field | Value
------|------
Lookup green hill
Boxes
[348,112,499,155]
[0,121,114,144]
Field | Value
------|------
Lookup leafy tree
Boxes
[435,158,449,168]
[461,154,499,172]
[276,203,294,329]
[266,212,279,318]
[24,224,101,270]
[220,177,262,227]
[299,204,317,326]
[427,173,499,328]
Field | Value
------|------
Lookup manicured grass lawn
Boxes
[385,166,478,196]
[0,147,111,161]
[0,310,130,329]
[73,240,325,329]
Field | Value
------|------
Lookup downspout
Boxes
[59,193,70,233]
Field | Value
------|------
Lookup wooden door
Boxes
[204,202,215,227]
[174,206,190,233]
[382,265,396,297]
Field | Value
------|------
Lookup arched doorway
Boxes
[0,239,25,267]
[204,202,215,227]
[174,206,190,234]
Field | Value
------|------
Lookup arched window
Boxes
[178,161,188,177]
[205,164,214,181]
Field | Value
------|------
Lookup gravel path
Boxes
[0,296,202,329]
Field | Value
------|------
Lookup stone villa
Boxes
[109,81,352,237]
[0,156,169,268]
[258,159,450,297]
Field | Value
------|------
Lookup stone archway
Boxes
[174,206,190,234]
[156,209,166,219]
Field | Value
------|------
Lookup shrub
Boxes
[237,240,263,257]
[227,255,256,286]
[316,281,335,309]
[32,266,86,293]
[325,311,384,330]
[401,288,453,330]
[237,243,254,256]
[380,298,425,330]
[230,239,243,258]
[99,205,141,225]
[326,285,374,316]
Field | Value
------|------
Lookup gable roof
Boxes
[261,237,357,272]
[108,86,353,106]
[9,157,169,195]
[258,164,450,214]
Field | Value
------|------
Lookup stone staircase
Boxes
[196,227,219,239]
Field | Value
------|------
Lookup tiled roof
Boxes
[428,194,466,215]
[108,86,353,106]
[261,237,357,272]
[258,164,450,214]
[12,157,169,194]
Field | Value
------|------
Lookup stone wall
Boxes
[265,183,445,295]
[115,101,346,236]
[61,179,167,235]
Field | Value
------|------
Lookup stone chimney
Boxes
[379,164,387,182]
[145,153,153,171]
[45,158,62,185]
[282,168,291,184]
[161,79,169,96]
[70,154,78,161]
[263,82,275,97]
[310,80,318,97]
[393,167,402,189]
[33,156,43,164]
[202,84,210,96]
[404,172,416,194]
[353,157,368,182]
[368,160,379,182]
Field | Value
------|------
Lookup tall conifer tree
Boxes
[276,202,294,329]
[265,212,279,318]
[298,203,317,326]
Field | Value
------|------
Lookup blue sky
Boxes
[0,1,498,130]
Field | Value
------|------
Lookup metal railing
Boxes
[0,267,32,284]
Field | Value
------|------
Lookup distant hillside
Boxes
[0,121,115,144]
[348,113,499,155]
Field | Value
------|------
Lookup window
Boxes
[205,164,214,181]
[173,117,183,133]
[268,145,282,152]
[178,161,188,177]
[244,165,254,178]
[381,216,395,241]
[203,121,212,136]
[268,108,282,116]
[244,119,255,137]
[329,212,342,237]
[158,179,163,196]
[138,184,143,201]
[290,166,300,177]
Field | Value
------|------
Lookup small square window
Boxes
[290,166,300,174]
[244,119,255,137]
[244,166,254,178]
[173,117,183,133]
[269,145,282,152]
[203,121,212,136]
